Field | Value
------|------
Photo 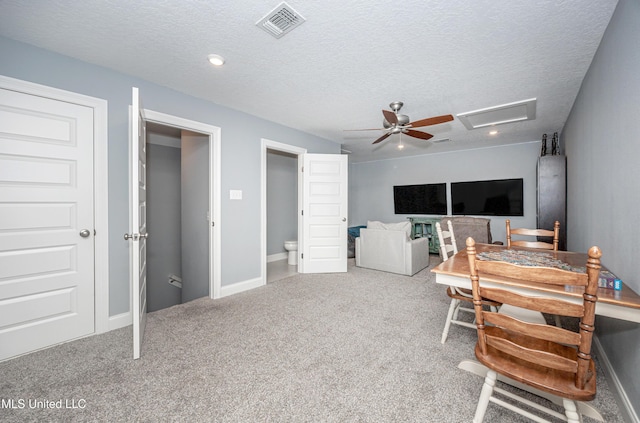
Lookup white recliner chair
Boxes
[355,221,430,276]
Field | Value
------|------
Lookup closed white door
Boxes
[301,154,348,273]
[128,87,148,359]
[0,87,95,361]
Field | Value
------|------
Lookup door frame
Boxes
[260,139,306,283]
[142,109,222,299]
[0,75,110,334]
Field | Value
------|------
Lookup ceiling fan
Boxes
[348,101,454,145]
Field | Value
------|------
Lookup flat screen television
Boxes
[393,183,447,215]
[451,178,524,216]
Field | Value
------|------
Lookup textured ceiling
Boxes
[0,0,618,162]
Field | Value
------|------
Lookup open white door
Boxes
[300,154,348,273]
[127,87,148,359]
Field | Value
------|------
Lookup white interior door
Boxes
[0,87,95,361]
[128,87,148,359]
[300,154,348,273]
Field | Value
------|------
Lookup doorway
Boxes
[146,123,210,311]
[266,148,298,283]
[260,141,349,282]
[142,109,222,302]
[261,139,306,284]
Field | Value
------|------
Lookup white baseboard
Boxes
[593,335,639,423]
[267,252,287,263]
[108,311,132,331]
[220,277,265,298]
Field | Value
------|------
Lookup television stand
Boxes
[407,217,441,254]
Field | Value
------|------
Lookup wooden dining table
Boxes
[430,243,640,323]
[431,243,640,421]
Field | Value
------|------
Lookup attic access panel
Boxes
[457,98,537,130]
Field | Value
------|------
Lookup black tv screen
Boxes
[451,178,524,216]
[393,183,447,215]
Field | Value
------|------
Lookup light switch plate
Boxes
[230,190,242,200]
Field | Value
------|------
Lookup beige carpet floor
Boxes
[0,258,625,422]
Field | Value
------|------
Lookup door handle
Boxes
[342,218,346,222]
[79,229,91,238]
[139,233,149,239]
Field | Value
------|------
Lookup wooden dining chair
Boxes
[506,219,560,250]
[466,237,601,423]
[437,221,500,344]
[437,220,458,260]
[506,219,564,327]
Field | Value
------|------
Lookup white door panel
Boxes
[0,88,94,361]
[301,154,348,273]
[0,202,76,230]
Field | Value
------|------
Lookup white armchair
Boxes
[355,221,430,276]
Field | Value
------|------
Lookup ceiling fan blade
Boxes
[372,132,392,144]
[405,129,434,140]
[382,110,398,125]
[409,114,454,128]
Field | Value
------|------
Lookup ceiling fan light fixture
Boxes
[398,133,404,150]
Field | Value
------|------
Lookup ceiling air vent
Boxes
[256,2,306,39]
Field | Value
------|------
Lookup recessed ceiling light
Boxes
[489,130,498,135]
[207,54,225,66]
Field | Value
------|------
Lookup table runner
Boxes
[476,249,584,272]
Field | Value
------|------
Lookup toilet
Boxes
[284,240,298,266]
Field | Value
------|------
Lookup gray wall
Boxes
[181,131,210,303]
[0,36,340,316]
[267,150,298,256]
[349,141,540,244]
[146,130,210,311]
[146,140,182,312]
[563,0,640,414]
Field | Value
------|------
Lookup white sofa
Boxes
[355,221,430,276]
